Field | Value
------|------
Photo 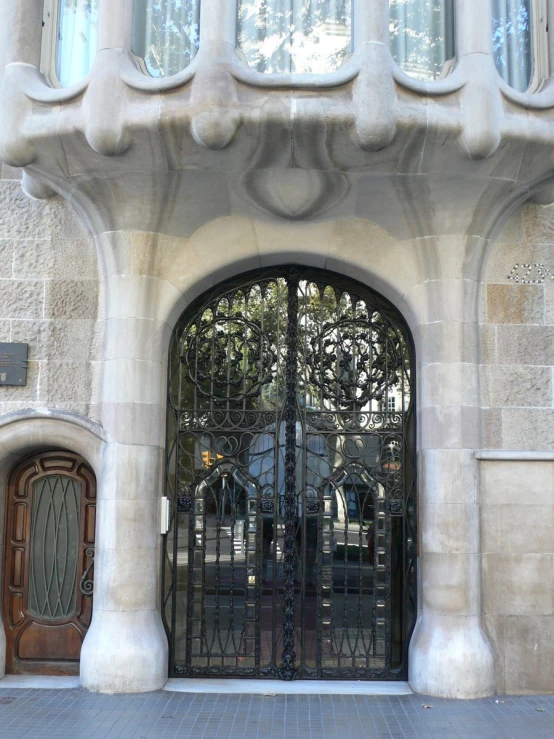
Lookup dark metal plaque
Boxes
[0,343,28,386]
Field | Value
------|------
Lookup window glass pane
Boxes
[390,0,455,80]
[492,0,533,91]
[237,0,352,75]
[56,0,99,87]
[133,0,200,78]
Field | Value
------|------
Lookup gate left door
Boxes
[3,451,96,675]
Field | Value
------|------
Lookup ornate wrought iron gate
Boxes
[163,267,416,679]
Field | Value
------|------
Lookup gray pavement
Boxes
[0,688,553,739]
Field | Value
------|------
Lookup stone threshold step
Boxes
[0,675,80,689]
[165,678,412,695]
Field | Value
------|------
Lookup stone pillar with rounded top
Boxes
[407,245,496,699]
[79,230,172,693]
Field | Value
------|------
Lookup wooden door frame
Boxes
[3,450,96,675]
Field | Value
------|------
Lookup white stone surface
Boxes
[164,679,412,696]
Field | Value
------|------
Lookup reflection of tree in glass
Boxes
[492,0,532,92]
[133,0,200,78]
[389,0,455,81]
[237,0,351,74]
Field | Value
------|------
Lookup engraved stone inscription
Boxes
[0,343,29,386]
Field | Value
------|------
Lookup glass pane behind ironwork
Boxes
[28,476,81,620]
[390,0,456,81]
[56,0,99,87]
[237,0,352,74]
[133,0,200,78]
[492,0,533,92]
[164,268,416,679]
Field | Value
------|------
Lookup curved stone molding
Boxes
[0,408,109,469]
[241,169,350,220]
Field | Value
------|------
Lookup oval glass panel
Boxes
[56,0,99,87]
[492,0,533,92]
[133,0,200,78]
[237,0,352,74]
[28,475,81,621]
[390,0,456,80]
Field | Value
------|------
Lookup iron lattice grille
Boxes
[163,267,416,680]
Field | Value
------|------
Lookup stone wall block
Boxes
[404,279,480,325]
[420,449,478,505]
[480,461,554,505]
[482,553,554,616]
[420,362,479,409]
[39,360,92,404]
[100,402,164,447]
[13,238,97,280]
[420,406,480,450]
[0,321,9,342]
[104,275,183,324]
[10,319,98,361]
[487,284,544,324]
[481,408,503,449]
[0,360,38,400]
[100,443,163,501]
[545,288,554,325]
[0,279,43,318]
[0,240,13,277]
[0,183,70,239]
[95,498,158,553]
[421,552,481,616]
[420,502,479,554]
[501,409,554,451]
[497,325,554,365]
[502,615,554,694]
[523,202,554,245]
[103,318,170,363]
[482,365,552,408]
[44,280,98,319]
[102,359,163,406]
[481,504,554,554]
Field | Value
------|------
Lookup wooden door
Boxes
[3,451,95,675]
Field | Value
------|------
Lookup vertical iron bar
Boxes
[280,272,299,680]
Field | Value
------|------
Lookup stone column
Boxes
[353,0,388,47]
[79,230,173,693]
[407,256,495,698]
[199,0,237,46]
[6,0,43,66]
[98,0,133,51]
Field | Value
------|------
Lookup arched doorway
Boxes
[163,267,416,680]
[3,450,96,675]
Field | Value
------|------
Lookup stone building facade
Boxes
[0,0,553,698]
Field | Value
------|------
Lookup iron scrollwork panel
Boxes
[163,268,415,680]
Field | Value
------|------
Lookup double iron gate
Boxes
[163,267,416,679]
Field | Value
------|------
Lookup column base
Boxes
[80,610,168,693]
[409,613,495,699]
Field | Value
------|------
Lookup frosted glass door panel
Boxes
[28,476,81,621]
[133,0,200,78]
[237,0,352,74]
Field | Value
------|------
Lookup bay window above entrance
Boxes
[41,0,548,91]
